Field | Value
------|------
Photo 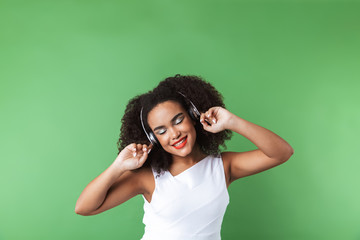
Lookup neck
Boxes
[171,143,207,165]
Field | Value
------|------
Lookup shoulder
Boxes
[220,152,231,169]
[220,151,230,162]
[220,152,231,187]
[130,165,155,196]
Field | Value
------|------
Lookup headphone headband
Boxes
[177,91,201,120]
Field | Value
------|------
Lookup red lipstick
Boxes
[172,136,187,149]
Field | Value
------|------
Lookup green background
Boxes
[1,0,359,239]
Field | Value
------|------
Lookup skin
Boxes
[75,100,294,215]
[147,101,208,176]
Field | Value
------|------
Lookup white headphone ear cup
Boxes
[189,106,200,121]
[149,132,159,146]
[140,107,160,147]
[188,108,195,120]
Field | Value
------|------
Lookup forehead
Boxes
[147,100,185,126]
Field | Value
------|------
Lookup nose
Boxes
[169,126,181,140]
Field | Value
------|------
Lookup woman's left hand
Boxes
[200,106,233,133]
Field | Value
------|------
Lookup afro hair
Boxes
[117,74,233,175]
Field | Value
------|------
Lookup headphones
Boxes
[140,91,201,147]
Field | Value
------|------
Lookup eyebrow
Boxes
[153,113,184,132]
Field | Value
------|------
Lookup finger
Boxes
[135,144,144,153]
[206,109,217,124]
[138,150,148,166]
[126,143,137,157]
[201,120,212,132]
[200,113,211,126]
[132,143,144,157]
[200,113,205,124]
[147,143,153,153]
[127,143,137,151]
[142,144,148,153]
[211,116,217,124]
[205,112,214,125]
[201,112,209,123]
[137,144,143,152]
[206,111,211,118]
[205,110,212,120]
[133,144,139,157]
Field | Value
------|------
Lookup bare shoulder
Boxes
[132,166,155,201]
[220,152,231,188]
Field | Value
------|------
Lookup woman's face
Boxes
[147,100,197,158]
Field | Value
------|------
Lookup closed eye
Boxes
[175,117,184,125]
[156,116,184,135]
[157,129,166,135]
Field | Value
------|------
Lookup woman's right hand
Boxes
[113,143,153,171]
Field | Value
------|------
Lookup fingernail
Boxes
[212,119,216,124]
[133,152,137,157]
[144,147,147,151]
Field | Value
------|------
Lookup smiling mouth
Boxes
[172,136,187,149]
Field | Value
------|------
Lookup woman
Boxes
[75,74,294,239]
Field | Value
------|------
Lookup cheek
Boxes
[158,136,168,145]
[192,129,197,141]
[188,125,197,140]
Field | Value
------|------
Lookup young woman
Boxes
[75,74,294,240]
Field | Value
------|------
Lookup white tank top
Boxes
[141,153,230,240]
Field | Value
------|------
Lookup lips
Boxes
[172,136,188,150]
[172,136,187,146]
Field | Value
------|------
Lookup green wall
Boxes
[1,1,359,239]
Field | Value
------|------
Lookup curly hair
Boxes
[117,74,233,175]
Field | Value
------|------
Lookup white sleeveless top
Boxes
[141,153,230,240]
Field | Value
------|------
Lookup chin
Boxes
[167,139,196,157]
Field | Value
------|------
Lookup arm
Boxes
[75,143,152,216]
[200,108,294,183]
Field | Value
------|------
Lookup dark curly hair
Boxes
[117,74,233,175]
